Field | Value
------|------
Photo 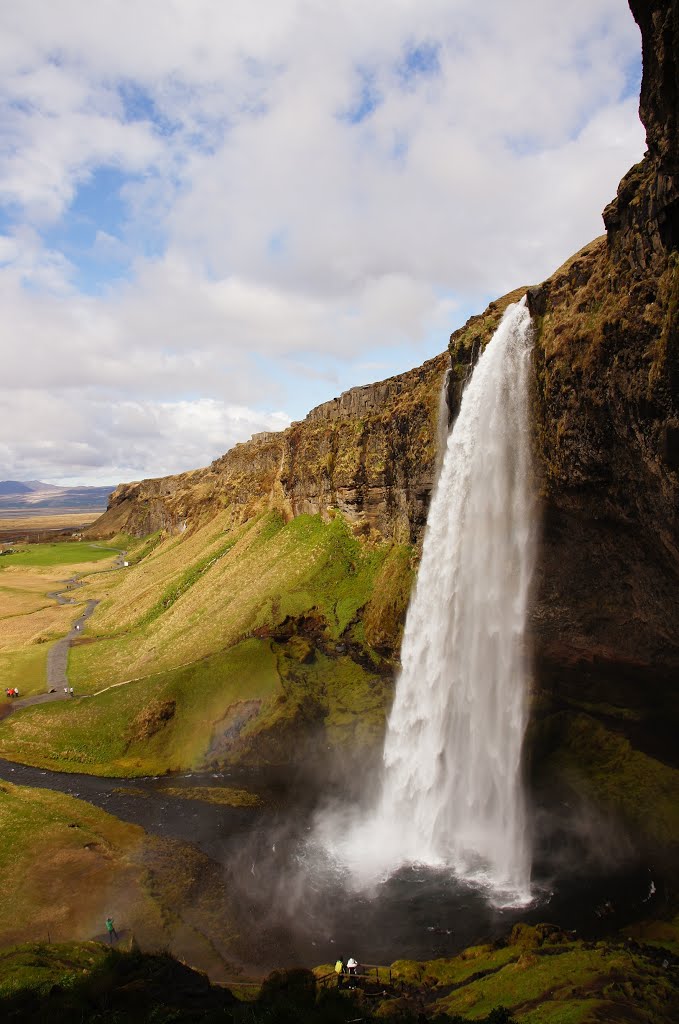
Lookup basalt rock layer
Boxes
[532,0,679,871]
[91,353,448,546]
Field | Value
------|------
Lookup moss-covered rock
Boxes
[399,936,679,1023]
[533,712,679,868]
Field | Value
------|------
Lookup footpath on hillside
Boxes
[3,547,127,715]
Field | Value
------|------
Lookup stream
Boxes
[0,757,660,969]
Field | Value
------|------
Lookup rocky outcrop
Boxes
[92,435,285,538]
[604,0,678,272]
[528,0,679,867]
[89,353,449,543]
[304,378,407,423]
[280,354,448,541]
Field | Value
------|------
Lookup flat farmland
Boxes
[0,512,102,528]
[0,511,103,543]
[0,542,117,568]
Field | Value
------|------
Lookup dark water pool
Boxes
[0,758,660,968]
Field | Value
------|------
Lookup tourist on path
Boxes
[106,917,118,944]
[334,956,345,988]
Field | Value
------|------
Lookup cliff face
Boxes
[530,0,679,866]
[536,10,677,637]
[91,352,448,544]
[442,1,678,686]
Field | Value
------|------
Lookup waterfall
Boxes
[323,298,536,905]
[434,367,452,480]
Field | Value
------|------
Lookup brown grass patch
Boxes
[0,603,76,651]
[0,567,76,588]
[126,699,176,742]
[0,512,102,532]
[0,587,52,619]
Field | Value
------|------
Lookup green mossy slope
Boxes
[0,783,242,976]
[0,637,389,776]
[69,511,406,690]
[531,712,679,866]
[385,928,679,1023]
[0,511,407,775]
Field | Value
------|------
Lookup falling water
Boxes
[323,298,536,905]
[434,367,452,480]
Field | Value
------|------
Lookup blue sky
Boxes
[0,0,644,486]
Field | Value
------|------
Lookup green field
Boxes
[0,542,118,567]
[0,646,48,697]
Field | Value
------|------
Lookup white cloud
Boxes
[0,0,646,484]
[2,389,290,484]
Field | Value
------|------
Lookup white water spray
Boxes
[323,299,536,905]
[434,367,452,479]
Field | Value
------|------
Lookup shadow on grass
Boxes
[0,946,519,1024]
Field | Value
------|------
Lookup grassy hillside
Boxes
[0,512,411,774]
[0,638,391,775]
[69,511,405,687]
[0,782,243,977]
[384,926,679,1023]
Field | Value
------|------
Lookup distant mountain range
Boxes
[0,480,114,511]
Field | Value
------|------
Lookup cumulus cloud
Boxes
[3,389,290,484]
[0,0,645,484]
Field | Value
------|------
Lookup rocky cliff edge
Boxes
[90,352,449,545]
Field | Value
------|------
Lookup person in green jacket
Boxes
[105,916,118,944]
[334,956,345,988]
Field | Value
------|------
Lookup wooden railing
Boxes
[217,962,395,995]
[317,963,393,988]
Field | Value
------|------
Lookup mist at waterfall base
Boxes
[0,752,657,970]
[315,298,536,910]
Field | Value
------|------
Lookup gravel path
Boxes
[4,548,127,713]
[46,593,99,691]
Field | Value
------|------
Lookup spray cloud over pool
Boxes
[317,298,536,907]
